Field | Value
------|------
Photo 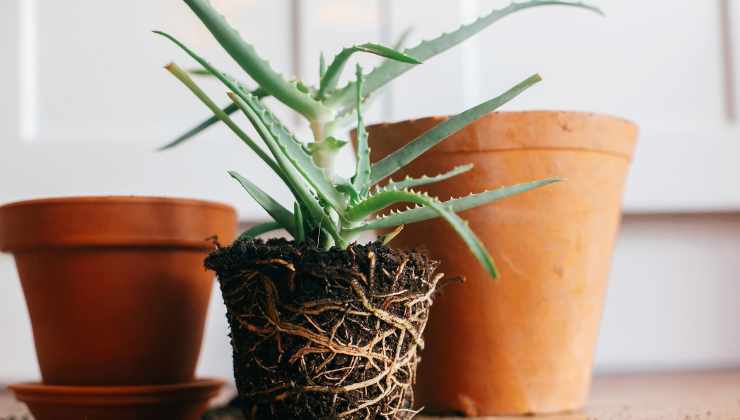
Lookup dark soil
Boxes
[205,238,443,420]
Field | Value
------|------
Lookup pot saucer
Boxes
[9,378,224,420]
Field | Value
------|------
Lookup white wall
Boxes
[594,214,740,372]
[2,213,739,382]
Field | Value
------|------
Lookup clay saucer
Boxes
[8,378,224,420]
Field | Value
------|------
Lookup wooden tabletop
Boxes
[2,369,739,419]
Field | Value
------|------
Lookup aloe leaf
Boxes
[345,189,498,278]
[187,67,215,77]
[229,91,347,213]
[382,164,473,191]
[306,136,347,154]
[154,31,266,112]
[162,60,318,222]
[325,0,601,112]
[351,66,371,196]
[159,83,270,151]
[229,171,296,237]
[319,52,327,80]
[162,63,284,179]
[186,65,273,94]
[380,224,405,246]
[356,43,422,63]
[335,177,360,204]
[353,177,561,232]
[371,74,541,185]
[293,202,305,242]
[158,102,238,151]
[237,221,283,241]
[182,0,333,120]
[318,43,421,100]
[154,32,305,200]
[321,29,416,132]
[228,93,345,247]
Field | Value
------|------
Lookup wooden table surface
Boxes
[2,369,739,419]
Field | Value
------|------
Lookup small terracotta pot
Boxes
[0,196,237,386]
[367,111,637,416]
[9,378,224,420]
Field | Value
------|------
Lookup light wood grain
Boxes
[3,369,740,419]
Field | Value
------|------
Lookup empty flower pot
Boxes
[367,111,637,415]
[0,196,237,386]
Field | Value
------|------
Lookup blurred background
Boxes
[1,0,739,381]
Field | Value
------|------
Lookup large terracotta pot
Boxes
[0,196,237,386]
[367,111,637,416]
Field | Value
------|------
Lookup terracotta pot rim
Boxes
[0,195,233,212]
[0,196,237,252]
[366,110,638,160]
[8,378,224,404]
[368,110,637,130]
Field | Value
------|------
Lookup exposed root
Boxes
[206,239,442,420]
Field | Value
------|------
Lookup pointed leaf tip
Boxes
[371,73,541,184]
[356,43,423,64]
[324,0,594,113]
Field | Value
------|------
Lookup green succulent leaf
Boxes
[318,43,421,100]
[319,52,327,80]
[382,164,473,191]
[229,171,296,236]
[371,73,541,185]
[158,102,238,151]
[186,68,272,93]
[380,224,405,246]
[159,83,270,151]
[354,43,422,64]
[351,66,371,196]
[306,136,348,154]
[228,92,345,247]
[345,189,498,278]
[162,62,284,179]
[229,91,347,213]
[183,0,333,120]
[237,221,283,241]
[157,32,330,222]
[293,202,305,242]
[352,177,562,232]
[325,0,601,113]
[322,28,417,132]
[334,177,360,204]
[187,67,216,77]
[158,40,322,214]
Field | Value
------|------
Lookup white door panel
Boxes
[474,1,724,126]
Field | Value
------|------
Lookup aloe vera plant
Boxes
[157,0,601,280]
[159,2,602,418]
